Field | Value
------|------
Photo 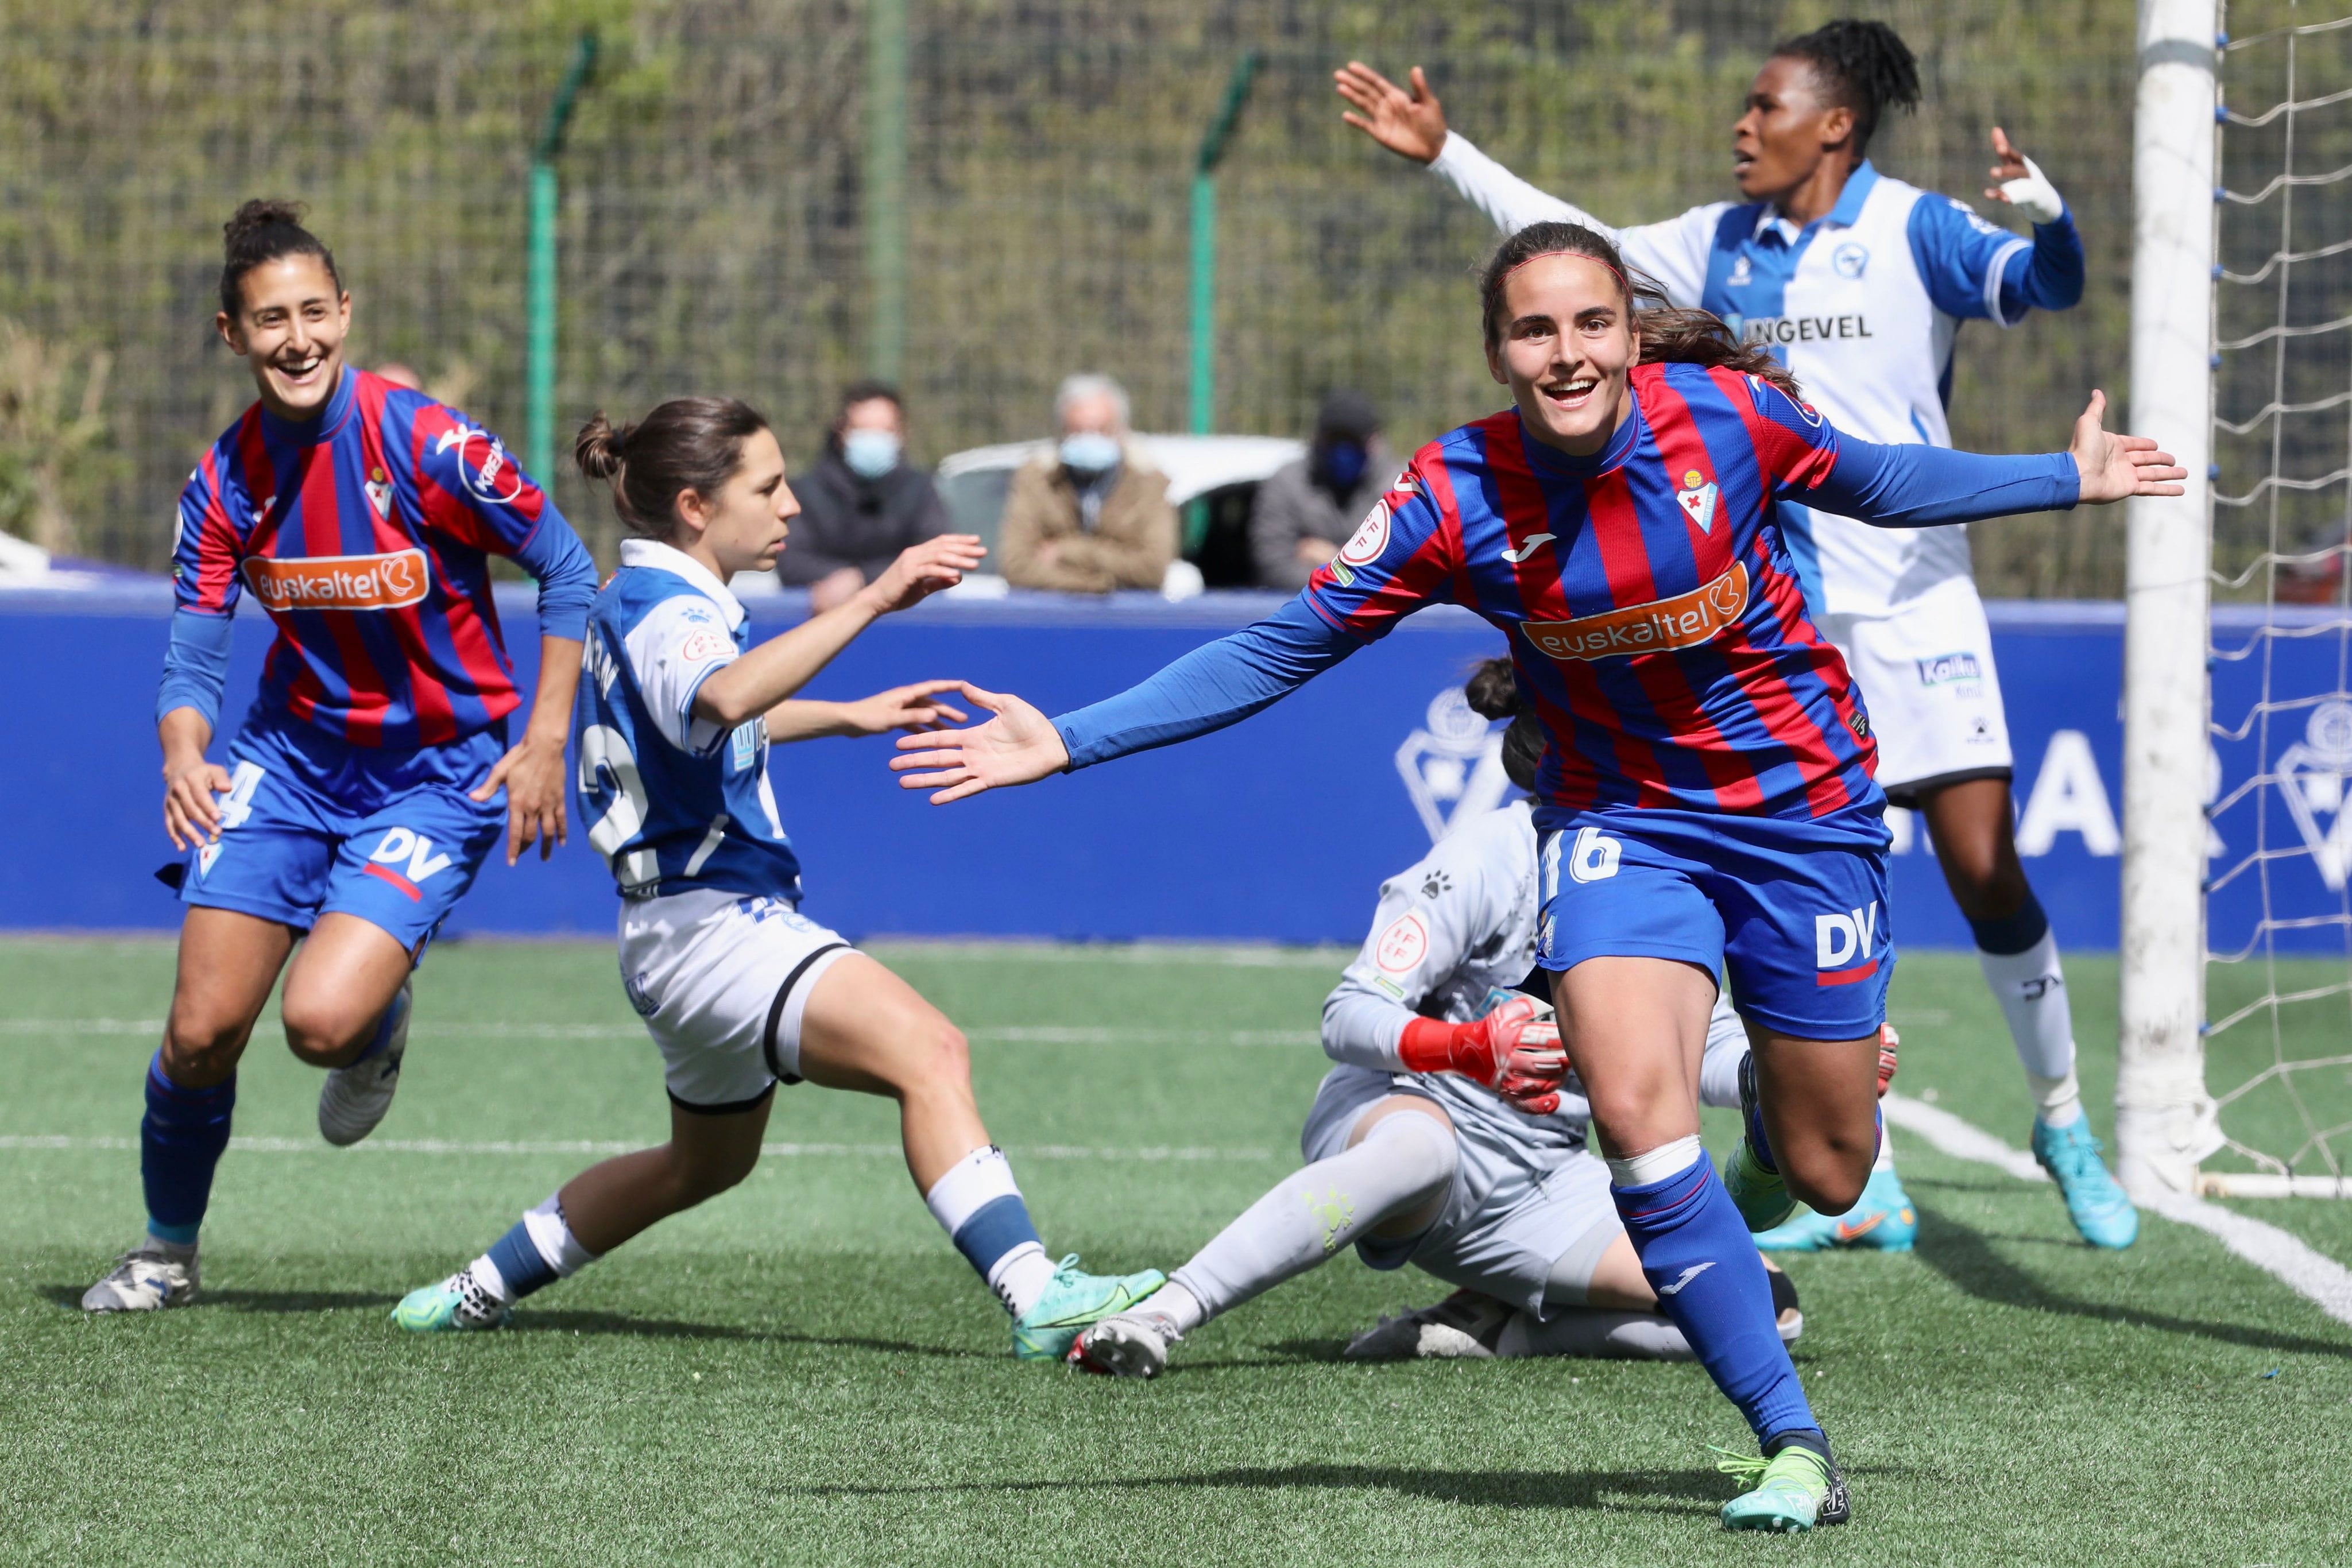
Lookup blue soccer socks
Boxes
[1613,1147,1818,1445]
[473,1193,600,1304]
[140,1052,235,1246]
[924,1144,1056,1318]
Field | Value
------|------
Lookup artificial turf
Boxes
[2,936,2347,1565]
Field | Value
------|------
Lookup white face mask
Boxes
[842,428,902,479]
[1059,431,1120,475]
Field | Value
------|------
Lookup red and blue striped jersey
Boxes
[1302,361,1875,819]
[171,367,596,749]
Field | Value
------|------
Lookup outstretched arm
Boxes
[694,535,983,726]
[890,594,1363,803]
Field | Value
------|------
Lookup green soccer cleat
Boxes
[390,1268,510,1333]
[1754,1167,1918,1252]
[1012,1255,1166,1361]
[1716,1444,1850,1532]
[2031,1116,2140,1249]
[1720,1135,1796,1234]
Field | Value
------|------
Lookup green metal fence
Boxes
[3,0,2140,593]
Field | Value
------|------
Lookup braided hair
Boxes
[1770,18,1921,157]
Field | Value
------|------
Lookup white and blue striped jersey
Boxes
[1431,134,2085,617]
[575,538,802,901]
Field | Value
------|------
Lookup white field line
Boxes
[1885,1092,2352,1329]
[0,1133,1276,1162]
[0,1019,1319,1047]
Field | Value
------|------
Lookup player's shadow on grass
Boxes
[787,1464,1726,1515]
[37,1285,389,1313]
[1910,1201,2352,1357]
[511,1308,989,1360]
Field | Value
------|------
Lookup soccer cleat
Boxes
[318,977,412,1148]
[2031,1116,2140,1249]
[80,1242,199,1311]
[1344,1288,1512,1361]
[1012,1255,1166,1361]
[1723,1051,1797,1232]
[1067,1303,1186,1379]
[1716,1444,1850,1532]
[390,1268,511,1333]
[1754,1167,1918,1253]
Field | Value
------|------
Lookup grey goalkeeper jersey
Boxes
[1322,800,1746,1155]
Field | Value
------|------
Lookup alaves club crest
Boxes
[1676,469,1719,533]
[2277,699,2352,888]
[1395,687,1511,843]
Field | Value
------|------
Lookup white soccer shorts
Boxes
[615,889,857,1113]
[1821,574,2014,806]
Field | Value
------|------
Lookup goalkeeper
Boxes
[1069,663,1813,1379]
[1336,17,2136,1252]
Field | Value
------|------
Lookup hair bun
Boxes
[574,412,631,481]
[223,198,307,249]
[1463,655,1526,720]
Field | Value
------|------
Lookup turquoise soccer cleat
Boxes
[1754,1167,1918,1252]
[1716,1444,1850,1532]
[1012,1255,1166,1361]
[390,1269,510,1333]
[2031,1116,2140,1249]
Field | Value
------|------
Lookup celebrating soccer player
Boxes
[83,200,598,1314]
[891,224,2181,1530]
[390,398,1164,1358]
[1071,661,1812,1378]
[1336,19,2139,1250]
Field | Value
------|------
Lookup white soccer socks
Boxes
[1166,1108,1459,1325]
[923,1144,1055,1318]
[1976,926,2084,1127]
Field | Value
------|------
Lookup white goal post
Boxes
[2118,0,2226,1197]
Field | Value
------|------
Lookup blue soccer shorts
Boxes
[1531,800,1894,1040]
[177,714,508,954]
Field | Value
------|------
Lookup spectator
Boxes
[1249,390,1393,590]
[776,380,951,611]
[999,373,1177,594]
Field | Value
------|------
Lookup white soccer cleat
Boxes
[81,1242,200,1312]
[319,977,412,1148]
[1066,1306,1184,1379]
[1344,1288,1511,1361]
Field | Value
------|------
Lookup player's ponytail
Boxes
[1770,18,1921,157]
[218,198,342,319]
[1478,221,1803,399]
[574,397,772,537]
[1465,656,1545,796]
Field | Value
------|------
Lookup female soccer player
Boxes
[83,200,598,1313]
[1336,19,2137,1249]
[892,223,2181,1529]
[1070,664,1808,1379]
[393,398,1163,1358]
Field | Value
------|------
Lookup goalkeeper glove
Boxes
[1399,995,1568,1114]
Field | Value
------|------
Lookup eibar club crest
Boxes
[2277,699,2352,889]
[1395,687,1511,843]
[1675,468,1719,533]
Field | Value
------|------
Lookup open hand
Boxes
[837,680,971,737]
[889,683,1069,803]
[1334,62,1448,165]
[470,734,569,864]
[865,535,986,614]
[162,753,233,850]
[2068,390,2187,504]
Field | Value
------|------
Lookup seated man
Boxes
[1249,390,1395,590]
[776,380,952,611]
[998,373,1177,594]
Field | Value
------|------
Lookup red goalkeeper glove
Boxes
[1878,1023,1900,1099]
[1398,996,1568,1114]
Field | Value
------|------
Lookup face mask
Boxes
[1320,439,1368,489]
[842,428,902,479]
[1059,431,1121,475]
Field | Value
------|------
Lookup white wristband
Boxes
[1999,153,2064,226]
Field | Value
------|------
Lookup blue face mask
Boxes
[842,428,902,479]
[1059,431,1121,475]
[1320,439,1368,489]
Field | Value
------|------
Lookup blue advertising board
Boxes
[2,582,2344,953]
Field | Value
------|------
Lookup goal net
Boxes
[2198,0,2352,1195]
